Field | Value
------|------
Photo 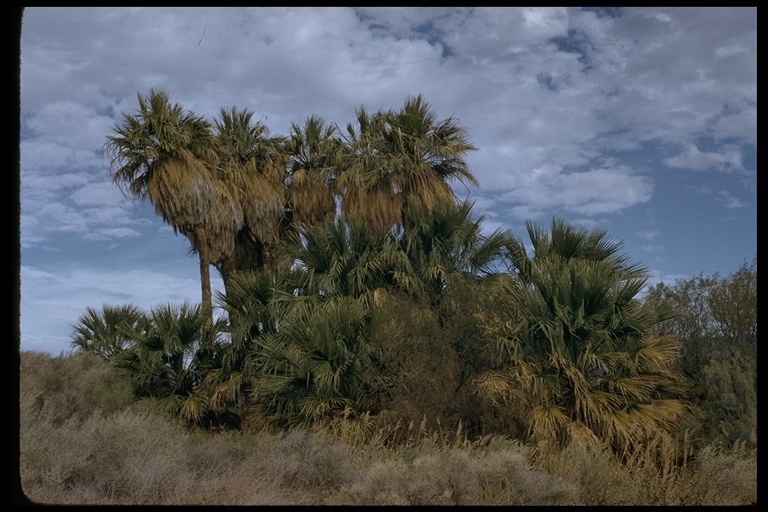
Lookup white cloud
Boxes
[637,229,659,240]
[25,101,115,151]
[498,165,653,219]
[663,143,744,172]
[20,140,103,174]
[83,227,141,241]
[70,181,127,207]
[642,244,665,254]
[716,190,748,209]
[18,7,757,354]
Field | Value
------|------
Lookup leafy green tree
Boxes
[644,259,757,373]
[644,258,757,448]
[480,218,692,456]
[699,352,756,447]
[395,200,512,430]
[644,276,717,383]
[368,278,508,437]
[707,259,757,355]
[105,89,237,323]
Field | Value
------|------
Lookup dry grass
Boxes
[17,351,757,506]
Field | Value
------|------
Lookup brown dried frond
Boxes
[289,168,336,226]
[205,179,244,262]
[230,163,286,244]
[343,184,402,231]
[147,150,215,229]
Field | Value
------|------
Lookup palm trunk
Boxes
[220,232,266,293]
[195,226,214,328]
[219,232,269,331]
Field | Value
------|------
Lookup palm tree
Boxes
[212,106,287,290]
[213,216,397,428]
[504,217,642,284]
[284,115,341,228]
[400,198,511,304]
[480,218,692,457]
[339,95,479,233]
[112,301,225,426]
[280,214,397,304]
[105,89,233,323]
[248,296,385,427]
[208,266,293,421]
[69,304,145,360]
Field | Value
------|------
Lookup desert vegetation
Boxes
[17,334,756,505]
[18,90,756,505]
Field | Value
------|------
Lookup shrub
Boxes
[19,351,134,425]
[331,436,579,505]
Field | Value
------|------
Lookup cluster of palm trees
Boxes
[73,89,692,458]
[105,89,478,323]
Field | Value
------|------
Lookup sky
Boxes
[17,7,757,356]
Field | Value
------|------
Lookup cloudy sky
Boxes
[18,7,756,356]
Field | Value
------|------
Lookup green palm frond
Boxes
[245,296,382,427]
[69,304,145,359]
[216,267,289,346]
[103,300,223,425]
[282,215,395,301]
[481,217,693,455]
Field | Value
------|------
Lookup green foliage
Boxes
[69,304,144,359]
[19,352,756,505]
[281,214,396,302]
[207,268,290,421]
[83,93,755,499]
[480,218,692,456]
[644,258,757,448]
[112,301,226,425]
[212,201,510,432]
[248,297,385,427]
[69,301,228,427]
[699,351,757,446]
[400,198,511,302]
